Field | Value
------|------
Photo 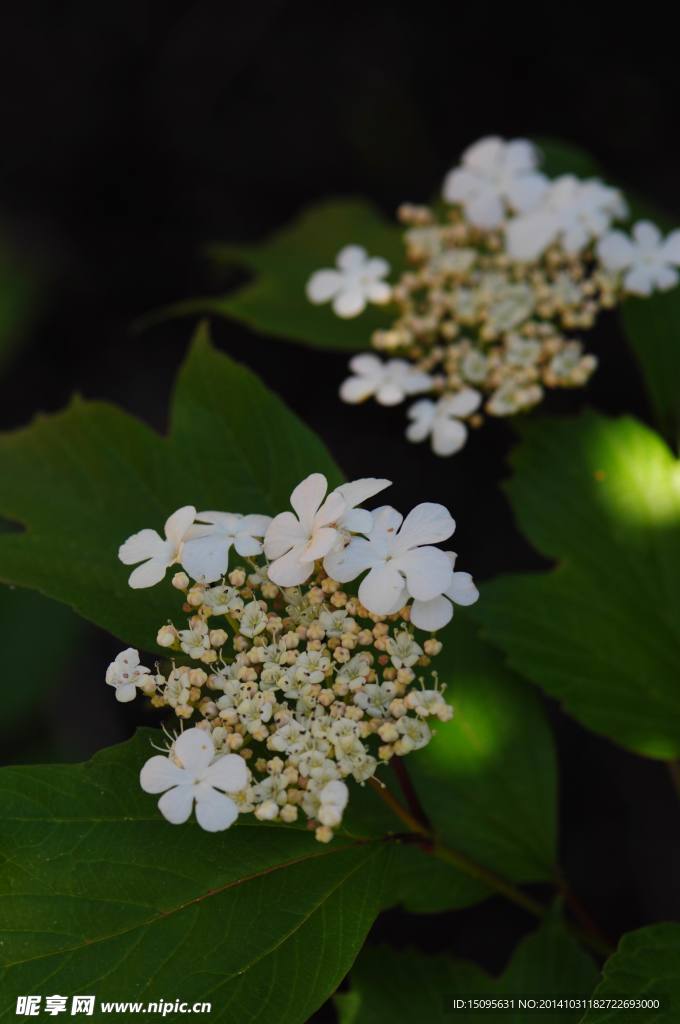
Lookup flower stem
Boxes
[368,776,613,957]
[391,756,431,830]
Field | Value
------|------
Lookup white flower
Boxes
[317,779,349,828]
[140,728,248,832]
[178,619,210,658]
[119,506,196,588]
[597,220,680,296]
[239,600,268,638]
[385,631,423,669]
[406,389,481,457]
[265,474,388,587]
[181,512,272,584]
[443,136,548,229]
[339,354,433,406]
[410,552,479,632]
[105,648,149,703]
[306,245,391,318]
[324,503,455,616]
[506,175,627,261]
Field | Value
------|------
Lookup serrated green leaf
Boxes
[343,910,598,1023]
[157,199,402,350]
[474,412,680,759]
[580,924,680,1023]
[0,731,390,1022]
[343,616,557,912]
[0,323,342,652]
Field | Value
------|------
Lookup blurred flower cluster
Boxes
[307,136,680,456]
[108,474,477,840]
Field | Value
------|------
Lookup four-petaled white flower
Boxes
[597,220,680,296]
[324,503,455,617]
[119,506,196,589]
[340,354,433,406]
[106,648,149,703]
[140,728,248,832]
[443,136,548,229]
[265,473,389,587]
[506,175,627,261]
[410,552,479,631]
[181,511,272,584]
[306,245,392,318]
[406,389,481,457]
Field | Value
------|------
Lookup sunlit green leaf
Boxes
[475,412,680,759]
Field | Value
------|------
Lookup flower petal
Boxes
[303,526,340,561]
[624,266,654,296]
[654,266,679,291]
[268,545,314,587]
[597,231,634,271]
[264,511,307,560]
[443,387,481,418]
[632,220,661,250]
[174,728,215,775]
[181,534,231,583]
[375,382,406,406]
[158,784,196,825]
[393,502,456,552]
[194,786,239,832]
[333,287,366,318]
[128,557,169,589]
[348,353,383,376]
[446,571,479,606]
[410,595,454,631]
[432,418,468,457]
[466,190,505,229]
[359,564,406,615]
[340,375,377,403]
[337,244,367,270]
[338,507,373,534]
[203,753,249,793]
[306,269,343,303]
[661,230,680,265]
[164,506,197,547]
[233,534,264,557]
[365,281,391,304]
[140,755,189,794]
[239,514,272,537]
[324,536,378,583]
[115,682,137,703]
[334,478,391,512]
[290,473,327,529]
[118,529,166,566]
[396,545,454,601]
[314,490,346,529]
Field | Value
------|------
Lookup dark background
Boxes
[1,5,679,1016]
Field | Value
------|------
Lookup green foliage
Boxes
[474,412,680,759]
[343,616,557,913]
[159,199,402,350]
[580,924,680,1022]
[0,584,85,737]
[338,911,598,1023]
[0,731,390,1022]
[0,323,342,652]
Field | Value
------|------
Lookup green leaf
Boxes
[580,924,680,1023]
[341,910,598,1023]
[475,411,680,759]
[537,137,602,180]
[0,323,342,652]
[343,616,557,912]
[0,731,390,1021]
[0,584,85,736]
[156,199,403,350]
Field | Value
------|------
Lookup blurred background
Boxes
[1,4,679,1011]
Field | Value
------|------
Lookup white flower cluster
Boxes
[110,473,478,841]
[306,136,680,456]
